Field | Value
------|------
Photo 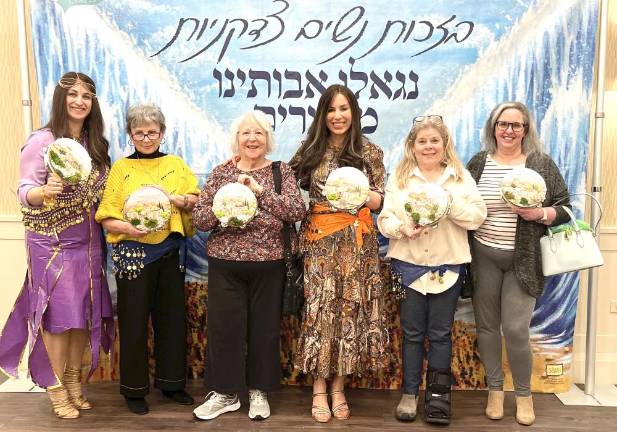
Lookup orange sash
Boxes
[305,203,374,247]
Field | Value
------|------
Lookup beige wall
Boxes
[0,2,616,385]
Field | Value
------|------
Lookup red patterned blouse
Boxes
[192,160,306,261]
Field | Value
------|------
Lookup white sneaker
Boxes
[193,391,240,420]
[248,389,270,420]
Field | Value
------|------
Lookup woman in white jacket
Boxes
[377,115,486,424]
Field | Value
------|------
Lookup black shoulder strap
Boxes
[271,162,293,260]
[272,160,282,194]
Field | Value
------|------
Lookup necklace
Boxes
[136,154,164,189]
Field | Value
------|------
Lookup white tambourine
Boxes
[212,182,258,228]
[404,183,451,226]
[323,166,370,210]
[501,167,547,208]
[44,138,92,184]
[123,186,172,233]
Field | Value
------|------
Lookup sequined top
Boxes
[18,129,108,236]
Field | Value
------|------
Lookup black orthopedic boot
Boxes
[424,366,452,424]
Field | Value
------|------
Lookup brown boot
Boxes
[515,395,535,426]
[63,366,93,410]
[485,390,504,420]
[47,384,80,419]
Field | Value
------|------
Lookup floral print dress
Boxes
[291,140,389,378]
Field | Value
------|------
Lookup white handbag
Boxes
[540,194,603,276]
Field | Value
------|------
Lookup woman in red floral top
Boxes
[191,110,305,422]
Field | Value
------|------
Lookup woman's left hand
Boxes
[169,194,196,210]
[237,174,264,195]
[510,205,546,222]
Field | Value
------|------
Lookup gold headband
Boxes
[58,74,96,97]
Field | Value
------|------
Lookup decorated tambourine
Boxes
[500,167,546,208]
[323,167,370,210]
[123,186,172,233]
[44,138,92,184]
[212,183,258,228]
[404,183,451,226]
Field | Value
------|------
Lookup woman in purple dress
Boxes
[0,72,114,419]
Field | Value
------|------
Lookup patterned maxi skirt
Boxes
[294,224,389,378]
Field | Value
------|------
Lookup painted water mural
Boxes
[30,0,598,390]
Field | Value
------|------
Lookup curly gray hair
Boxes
[125,103,166,135]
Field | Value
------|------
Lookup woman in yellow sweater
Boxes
[95,103,199,415]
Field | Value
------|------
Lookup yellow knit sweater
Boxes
[95,155,200,244]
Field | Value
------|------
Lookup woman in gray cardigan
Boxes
[466,101,570,426]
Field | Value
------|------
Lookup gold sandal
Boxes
[63,366,93,410]
[330,390,350,420]
[47,384,80,419]
[311,392,331,423]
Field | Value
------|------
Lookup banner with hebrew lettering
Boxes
[30,0,598,392]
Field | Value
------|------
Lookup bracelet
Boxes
[183,195,189,208]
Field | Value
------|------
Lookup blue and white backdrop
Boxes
[30,0,598,391]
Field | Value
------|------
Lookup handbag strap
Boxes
[552,192,603,234]
[271,161,294,263]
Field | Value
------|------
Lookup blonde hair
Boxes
[394,117,465,189]
[229,110,276,156]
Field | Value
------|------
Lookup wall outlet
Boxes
[611,301,617,314]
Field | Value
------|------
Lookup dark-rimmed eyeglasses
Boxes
[413,115,443,124]
[495,121,527,133]
[131,131,161,142]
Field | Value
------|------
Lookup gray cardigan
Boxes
[466,151,571,298]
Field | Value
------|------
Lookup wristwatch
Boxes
[537,207,548,223]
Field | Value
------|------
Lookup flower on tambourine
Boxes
[501,167,546,208]
[212,183,258,229]
[123,186,171,233]
[404,183,450,226]
[323,167,370,210]
[44,138,92,184]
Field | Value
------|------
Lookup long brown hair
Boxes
[291,84,365,189]
[44,72,110,168]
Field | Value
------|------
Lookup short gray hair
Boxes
[482,101,542,155]
[229,110,276,156]
[125,103,166,135]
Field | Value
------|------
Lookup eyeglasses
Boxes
[495,121,527,133]
[131,131,161,141]
[58,73,97,97]
[413,115,443,124]
[238,129,266,139]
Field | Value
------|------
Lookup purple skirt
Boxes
[0,210,114,387]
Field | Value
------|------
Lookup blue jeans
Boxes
[400,278,461,395]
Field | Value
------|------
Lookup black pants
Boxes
[116,248,187,398]
[205,257,285,394]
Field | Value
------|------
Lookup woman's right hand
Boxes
[43,173,64,199]
[101,218,148,238]
[123,222,148,238]
[400,223,425,240]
